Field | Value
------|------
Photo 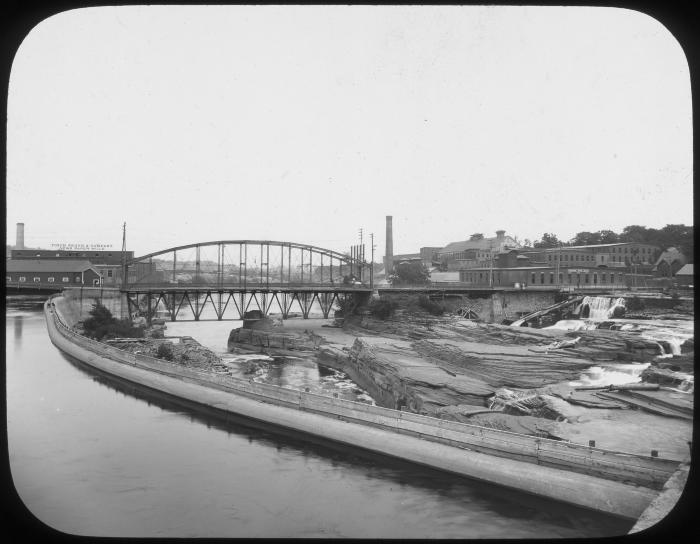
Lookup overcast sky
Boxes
[6,5,692,257]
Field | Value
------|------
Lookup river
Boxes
[7,295,632,538]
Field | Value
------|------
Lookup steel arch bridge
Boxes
[121,240,372,322]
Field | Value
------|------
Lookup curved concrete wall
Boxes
[44,298,660,520]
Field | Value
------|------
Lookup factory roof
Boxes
[6,259,97,273]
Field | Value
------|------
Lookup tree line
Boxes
[528,224,693,262]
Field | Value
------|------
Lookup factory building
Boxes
[436,230,521,271]
[6,260,102,287]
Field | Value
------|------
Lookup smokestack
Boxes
[384,215,393,273]
[16,222,25,250]
[496,230,505,241]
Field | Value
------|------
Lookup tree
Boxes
[533,233,561,248]
[389,261,430,286]
[82,299,144,340]
[469,233,484,241]
[570,231,601,246]
[619,225,651,243]
[596,230,620,244]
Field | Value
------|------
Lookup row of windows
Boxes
[546,253,648,264]
[529,272,623,285]
[459,271,625,285]
[7,276,74,282]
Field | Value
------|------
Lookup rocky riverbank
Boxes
[227,307,694,459]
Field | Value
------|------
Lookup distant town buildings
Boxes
[382,220,690,290]
[5,223,133,288]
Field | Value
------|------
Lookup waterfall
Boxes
[580,296,626,320]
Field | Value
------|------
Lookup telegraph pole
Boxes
[370,232,375,289]
[121,222,127,289]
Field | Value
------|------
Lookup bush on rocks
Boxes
[82,299,145,340]
[156,341,174,361]
[418,295,446,316]
[368,297,398,320]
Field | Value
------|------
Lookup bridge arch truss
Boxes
[124,240,371,289]
[121,240,372,321]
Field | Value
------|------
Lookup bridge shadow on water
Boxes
[58,350,633,535]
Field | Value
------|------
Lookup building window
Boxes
[601,273,606,283]
[559,273,563,284]
[567,274,572,284]
[48,277,55,283]
[6,276,11,282]
[75,275,81,282]
[531,273,536,284]
[62,277,70,283]
[107,270,113,278]
[593,274,597,284]
[34,277,41,282]
[540,272,544,284]
[55,253,60,257]
[19,277,26,282]
[549,273,554,284]
[584,274,589,283]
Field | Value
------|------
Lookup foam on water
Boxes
[569,362,650,387]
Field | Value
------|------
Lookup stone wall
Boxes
[61,287,125,325]
[376,290,557,323]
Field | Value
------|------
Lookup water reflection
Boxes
[14,315,23,346]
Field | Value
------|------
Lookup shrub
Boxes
[82,300,145,340]
[418,295,445,316]
[156,342,174,361]
[368,297,397,320]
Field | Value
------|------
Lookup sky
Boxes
[6,5,693,258]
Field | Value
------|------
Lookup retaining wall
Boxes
[45,296,675,519]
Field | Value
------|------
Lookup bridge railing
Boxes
[123,281,371,290]
[46,298,679,489]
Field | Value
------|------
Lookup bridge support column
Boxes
[301,292,311,319]
[281,293,290,319]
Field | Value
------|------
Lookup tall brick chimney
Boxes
[384,215,393,273]
[16,222,25,250]
[496,230,505,241]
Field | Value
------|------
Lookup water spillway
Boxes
[579,296,626,320]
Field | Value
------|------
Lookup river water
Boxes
[6,295,632,538]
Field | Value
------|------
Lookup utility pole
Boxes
[370,232,375,289]
[121,222,127,289]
